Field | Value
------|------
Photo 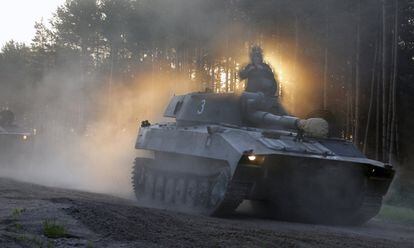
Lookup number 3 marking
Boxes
[197,99,206,115]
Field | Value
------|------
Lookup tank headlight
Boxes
[243,155,265,165]
[242,150,265,165]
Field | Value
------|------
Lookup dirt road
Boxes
[0,177,413,248]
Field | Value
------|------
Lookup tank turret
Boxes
[163,92,329,138]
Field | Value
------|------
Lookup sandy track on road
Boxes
[0,178,413,248]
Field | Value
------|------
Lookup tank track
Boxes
[346,193,382,225]
[132,158,382,224]
[213,180,251,216]
[333,177,384,225]
[132,157,249,216]
[251,178,383,225]
[321,186,383,225]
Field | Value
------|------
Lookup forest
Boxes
[0,0,413,206]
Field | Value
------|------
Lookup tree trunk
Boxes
[389,0,399,163]
[355,0,361,146]
[381,0,388,162]
[364,40,379,154]
[323,48,328,110]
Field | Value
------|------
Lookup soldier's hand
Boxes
[247,65,255,72]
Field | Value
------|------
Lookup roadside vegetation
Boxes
[42,219,68,239]
[379,205,414,225]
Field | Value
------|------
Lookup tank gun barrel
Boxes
[242,92,329,138]
[247,111,299,130]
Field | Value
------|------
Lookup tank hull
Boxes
[133,123,394,225]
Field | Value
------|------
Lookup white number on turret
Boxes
[197,99,206,115]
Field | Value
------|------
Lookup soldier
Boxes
[239,46,278,97]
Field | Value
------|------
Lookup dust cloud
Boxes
[0,72,200,199]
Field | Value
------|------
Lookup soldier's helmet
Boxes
[250,46,263,63]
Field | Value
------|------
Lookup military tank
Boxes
[0,110,32,166]
[131,92,394,225]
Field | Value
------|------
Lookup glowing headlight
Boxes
[242,150,265,165]
[248,155,257,161]
[22,135,28,140]
[243,155,265,165]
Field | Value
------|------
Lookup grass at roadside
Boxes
[378,205,414,225]
[42,219,67,239]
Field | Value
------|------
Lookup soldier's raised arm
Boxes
[239,64,253,79]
